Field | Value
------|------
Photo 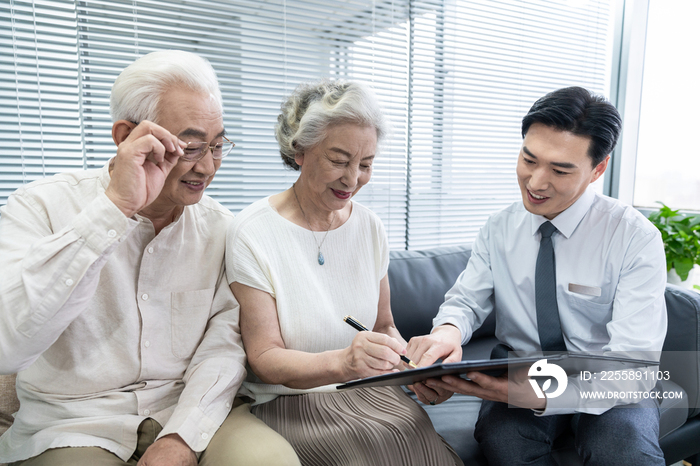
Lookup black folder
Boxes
[336,353,659,390]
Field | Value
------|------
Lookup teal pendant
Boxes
[318,251,325,265]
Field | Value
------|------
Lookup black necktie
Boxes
[536,221,567,352]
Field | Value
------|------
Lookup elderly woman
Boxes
[225,80,462,465]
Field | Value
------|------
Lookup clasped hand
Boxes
[137,434,197,466]
[105,121,186,217]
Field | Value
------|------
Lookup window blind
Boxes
[0,0,82,204]
[406,0,614,249]
[1,0,616,250]
[79,0,410,248]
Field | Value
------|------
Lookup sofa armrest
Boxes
[661,285,700,418]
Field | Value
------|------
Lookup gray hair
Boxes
[109,50,223,124]
[275,79,388,170]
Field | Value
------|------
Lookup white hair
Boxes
[275,79,388,170]
[109,50,223,123]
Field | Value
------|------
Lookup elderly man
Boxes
[408,87,667,465]
[0,50,298,466]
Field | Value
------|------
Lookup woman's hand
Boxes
[340,331,407,381]
[234,281,406,389]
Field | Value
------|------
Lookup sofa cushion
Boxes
[0,373,18,437]
[657,380,690,439]
[389,245,496,341]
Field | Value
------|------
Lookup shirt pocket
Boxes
[562,291,613,344]
[171,288,215,359]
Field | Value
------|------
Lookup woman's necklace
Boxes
[292,183,336,266]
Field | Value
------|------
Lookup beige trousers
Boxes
[11,400,300,466]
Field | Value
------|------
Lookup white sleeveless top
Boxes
[225,197,389,405]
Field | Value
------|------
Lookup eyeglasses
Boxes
[126,122,235,162]
[181,136,235,162]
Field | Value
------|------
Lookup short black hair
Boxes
[521,86,622,167]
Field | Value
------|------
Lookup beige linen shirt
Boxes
[0,164,246,463]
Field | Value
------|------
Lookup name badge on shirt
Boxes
[568,283,602,297]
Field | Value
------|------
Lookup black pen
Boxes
[343,315,418,369]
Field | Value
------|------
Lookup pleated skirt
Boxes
[251,385,464,466]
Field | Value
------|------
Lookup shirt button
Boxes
[143,409,151,416]
[107,230,117,238]
[147,247,154,254]
[141,294,149,301]
[144,341,151,348]
[201,433,209,440]
[65,278,74,286]
[225,402,231,409]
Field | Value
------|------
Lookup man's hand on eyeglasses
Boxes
[106,120,185,218]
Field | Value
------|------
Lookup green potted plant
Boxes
[648,203,700,288]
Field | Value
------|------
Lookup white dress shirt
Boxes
[0,164,246,463]
[433,188,668,414]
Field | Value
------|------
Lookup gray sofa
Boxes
[1,244,698,465]
[388,245,700,466]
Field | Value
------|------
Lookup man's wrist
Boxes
[105,188,137,218]
[159,433,193,450]
[432,323,462,342]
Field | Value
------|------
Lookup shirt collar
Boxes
[529,187,596,239]
[100,160,112,190]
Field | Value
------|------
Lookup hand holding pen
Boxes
[344,315,418,369]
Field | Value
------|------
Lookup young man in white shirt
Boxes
[0,50,298,466]
[407,86,666,465]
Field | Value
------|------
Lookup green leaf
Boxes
[649,204,700,270]
[669,244,685,255]
[657,203,679,218]
[674,257,695,281]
